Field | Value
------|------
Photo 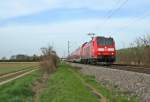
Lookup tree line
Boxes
[0,45,60,74]
[0,54,40,62]
[117,34,150,66]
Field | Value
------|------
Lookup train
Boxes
[68,36,116,64]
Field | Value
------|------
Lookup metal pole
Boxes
[68,41,70,56]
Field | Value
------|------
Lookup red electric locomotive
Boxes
[68,36,116,64]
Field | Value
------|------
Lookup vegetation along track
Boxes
[0,66,39,86]
[69,68,107,102]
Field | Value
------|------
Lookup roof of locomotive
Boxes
[81,36,114,47]
[95,36,113,39]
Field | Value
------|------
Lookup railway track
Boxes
[105,64,150,74]
[0,66,39,86]
[68,62,150,74]
[68,62,150,102]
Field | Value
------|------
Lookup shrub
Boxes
[40,46,60,74]
[117,35,150,66]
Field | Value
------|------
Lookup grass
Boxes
[0,62,39,75]
[72,66,140,102]
[82,75,139,102]
[40,64,99,102]
[0,70,41,102]
[0,63,140,102]
[40,63,139,102]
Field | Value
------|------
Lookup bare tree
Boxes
[1,57,7,61]
[117,34,150,66]
[40,46,60,74]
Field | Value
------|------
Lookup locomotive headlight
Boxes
[98,48,104,51]
[108,48,114,51]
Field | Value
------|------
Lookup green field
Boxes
[0,70,41,102]
[40,64,139,102]
[0,63,139,102]
[40,64,99,102]
[0,62,39,75]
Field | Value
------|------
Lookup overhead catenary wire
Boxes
[102,0,129,25]
[123,11,150,28]
[105,0,150,29]
[103,0,122,18]
[98,0,150,35]
[103,0,149,34]
[97,0,129,33]
[113,10,150,34]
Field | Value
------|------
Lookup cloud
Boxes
[1,18,149,38]
[1,0,150,20]
[0,0,58,19]
[1,16,150,34]
[0,0,150,57]
[0,18,150,57]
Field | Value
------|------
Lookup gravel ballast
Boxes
[69,63,150,102]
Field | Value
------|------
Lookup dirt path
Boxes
[32,73,49,102]
[69,68,107,102]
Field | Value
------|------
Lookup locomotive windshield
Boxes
[97,37,113,46]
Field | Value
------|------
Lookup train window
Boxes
[98,38,105,45]
[97,37,113,45]
[105,38,113,45]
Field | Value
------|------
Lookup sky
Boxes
[0,0,150,58]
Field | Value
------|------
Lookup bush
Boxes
[117,35,150,66]
[40,46,60,74]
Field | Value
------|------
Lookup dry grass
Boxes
[0,62,39,75]
[40,46,60,74]
[117,35,150,66]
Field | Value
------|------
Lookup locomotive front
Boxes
[94,37,116,63]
